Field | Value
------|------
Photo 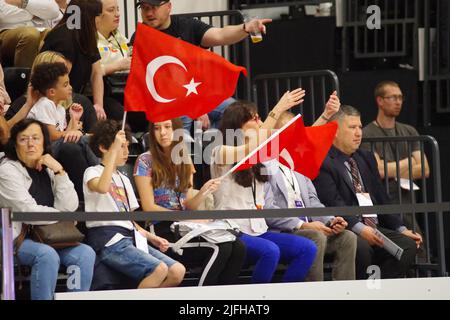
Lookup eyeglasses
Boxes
[17,136,42,146]
[382,95,404,102]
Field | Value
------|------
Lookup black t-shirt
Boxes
[26,167,55,207]
[41,25,101,94]
[129,15,213,47]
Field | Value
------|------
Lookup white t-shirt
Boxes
[27,97,67,131]
[83,165,139,231]
[210,146,268,236]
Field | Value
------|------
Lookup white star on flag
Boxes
[183,78,202,96]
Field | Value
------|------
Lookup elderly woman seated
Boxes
[0,119,95,300]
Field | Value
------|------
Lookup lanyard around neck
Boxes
[100,163,130,212]
[279,165,297,194]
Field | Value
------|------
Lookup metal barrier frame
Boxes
[2,202,448,299]
[341,0,419,72]
[230,0,323,9]
[251,70,340,123]
[421,0,450,124]
[362,135,445,277]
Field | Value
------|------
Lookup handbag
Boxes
[30,221,85,249]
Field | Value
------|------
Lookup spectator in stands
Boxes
[27,60,99,203]
[131,0,272,133]
[0,119,95,300]
[28,62,84,144]
[48,0,69,29]
[265,111,357,281]
[6,50,98,133]
[41,0,108,121]
[0,0,59,67]
[362,81,430,223]
[0,63,11,115]
[313,105,421,279]
[211,93,317,284]
[134,117,247,286]
[1,62,40,149]
[84,119,185,289]
[363,81,430,200]
[0,84,39,148]
[95,0,145,132]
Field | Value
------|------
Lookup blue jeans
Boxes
[16,239,96,300]
[239,232,317,283]
[99,238,178,282]
[180,97,236,132]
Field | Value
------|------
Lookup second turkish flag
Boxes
[124,23,248,122]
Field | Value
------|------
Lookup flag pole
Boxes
[121,111,127,131]
[221,113,302,179]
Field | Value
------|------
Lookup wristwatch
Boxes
[243,23,250,34]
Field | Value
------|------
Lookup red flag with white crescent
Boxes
[124,23,247,122]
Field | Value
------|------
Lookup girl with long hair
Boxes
[211,90,318,283]
[134,118,246,286]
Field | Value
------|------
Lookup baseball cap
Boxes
[136,0,169,7]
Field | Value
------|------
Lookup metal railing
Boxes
[362,135,445,277]
[251,70,340,124]
[341,0,419,72]
[421,0,450,123]
[230,0,323,9]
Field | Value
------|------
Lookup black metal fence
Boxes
[230,0,323,9]
[341,0,419,72]
[362,135,446,277]
[421,0,450,123]
[252,70,340,124]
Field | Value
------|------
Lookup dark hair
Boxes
[148,118,192,193]
[29,62,68,95]
[53,0,102,56]
[4,119,52,161]
[219,100,268,188]
[89,120,132,157]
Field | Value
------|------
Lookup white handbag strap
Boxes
[171,223,234,255]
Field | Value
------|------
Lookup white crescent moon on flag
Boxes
[146,55,187,103]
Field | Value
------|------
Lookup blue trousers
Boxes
[239,232,317,283]
[16,239,96,300]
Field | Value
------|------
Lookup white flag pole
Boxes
[221,113,301,179]
[121,111,127,131]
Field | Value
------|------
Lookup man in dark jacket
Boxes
[313,105,422,279]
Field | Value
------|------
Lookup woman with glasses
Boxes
[210,91,318,284]
[0,119,95,300]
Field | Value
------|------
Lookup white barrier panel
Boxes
[55,277,450,300]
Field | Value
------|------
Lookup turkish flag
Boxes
[234,115,337,180]
[124,23,247,122]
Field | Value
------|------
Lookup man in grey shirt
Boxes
[362,81,429,256]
